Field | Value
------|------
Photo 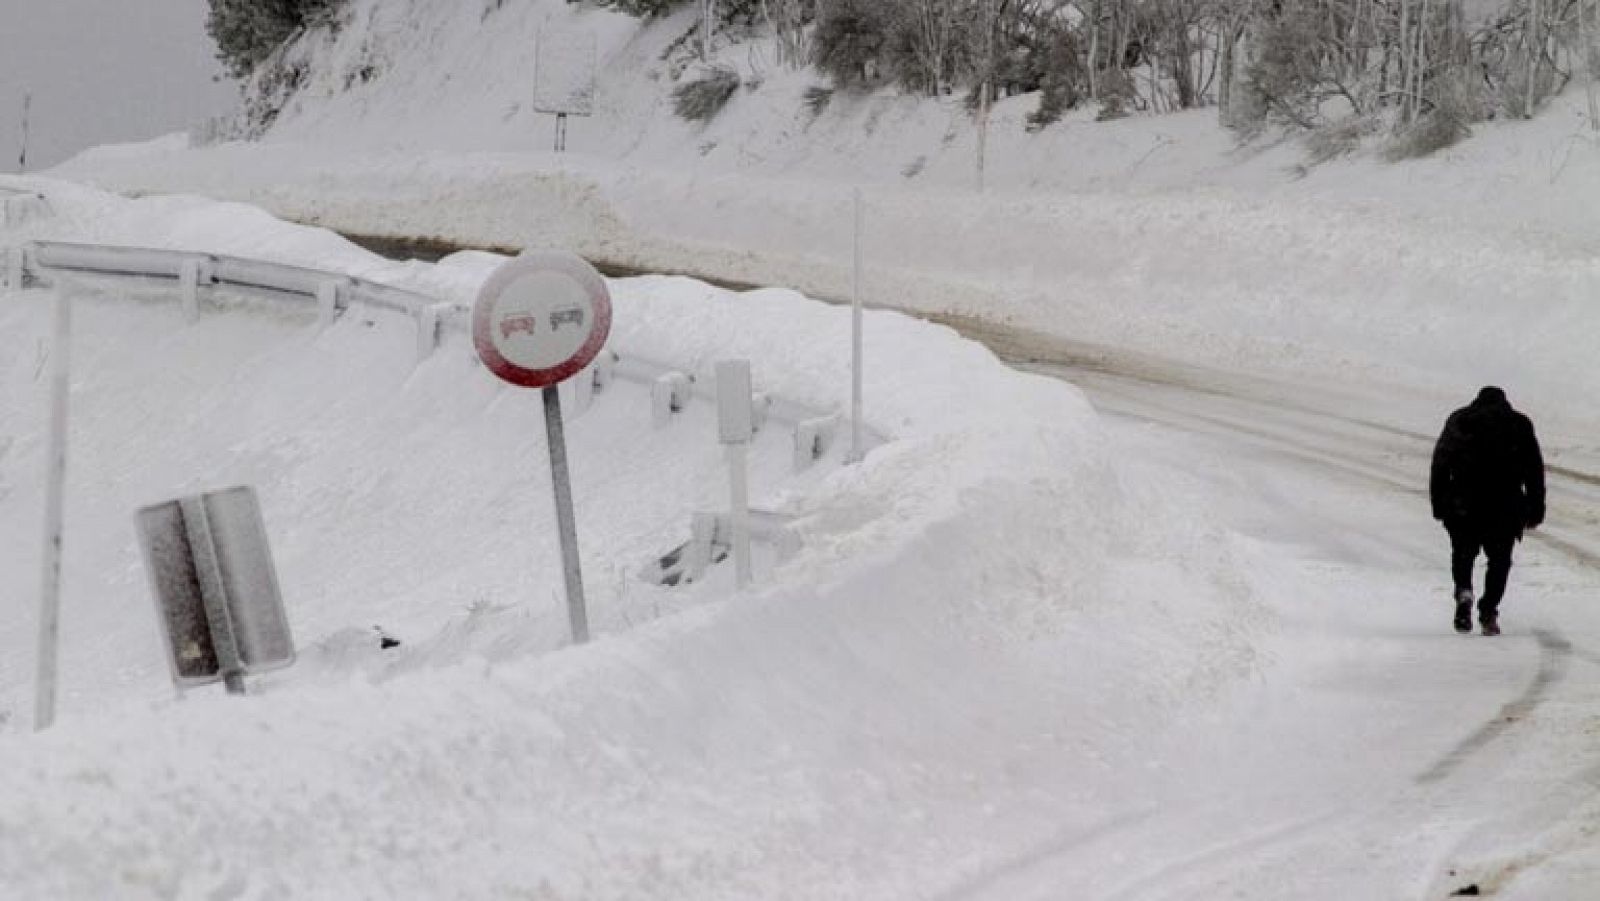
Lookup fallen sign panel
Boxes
[136,486,295,688]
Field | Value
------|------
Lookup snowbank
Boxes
[0,184,1273,897]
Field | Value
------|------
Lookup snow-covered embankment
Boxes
[0,183,1273,896]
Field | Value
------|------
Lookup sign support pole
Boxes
[543,385,590,644]
[179,497,248,696]
[728,441,752,589]
[34,290,71,731]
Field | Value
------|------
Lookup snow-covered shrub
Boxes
[1384,109,1469,160]
[206,0,343,78]
[812,0,890,89]
[803,85,835,117]
[1385,68,1479,160]
[1242,3,1332,129]
[673,67,741,122]
[1305,114,1379,163]
[596,0,684,16]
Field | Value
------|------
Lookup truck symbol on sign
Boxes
[549,306,585,331]
[500,314,539,339]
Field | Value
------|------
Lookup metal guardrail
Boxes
[13,240,873,467]
[0,186,51,228]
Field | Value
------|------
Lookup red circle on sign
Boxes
[473,251,613,389]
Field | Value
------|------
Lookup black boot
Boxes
[1481,616,1500,637]
[1453,589,1473,634]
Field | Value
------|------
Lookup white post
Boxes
[6,245,23,291]
[34,290,72,731]
[18,91,31,173]
[717,360,754,589]
[850,187,865,463]
[316,281,341,329]
[415,304,446,363]
[179,259,202,323]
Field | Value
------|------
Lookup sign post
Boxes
[473,251,613,645]
[534,30,597,153]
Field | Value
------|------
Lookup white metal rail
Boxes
[14,240,878,467]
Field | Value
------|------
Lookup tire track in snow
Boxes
[1092,809,1352,901]
[1415,628,1573,785]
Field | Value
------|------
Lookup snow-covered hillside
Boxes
[48,0,1600,437]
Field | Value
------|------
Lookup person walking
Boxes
[1429,386,1546,636]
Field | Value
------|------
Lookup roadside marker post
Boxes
[5,245,23,290]
[717,360,755,589]
[473,251,613,645]
[850,187,865,464]
[33,289,71,731]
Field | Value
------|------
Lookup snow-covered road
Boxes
[1002,355,1600,899]
[342,228,1600,897]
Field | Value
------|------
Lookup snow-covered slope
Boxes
[45,0,1600,437]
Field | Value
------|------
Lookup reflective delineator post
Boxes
[5,245,22,291]
[179,259,202,323]
[717,360,755,589]
[34,290,71,731]
[850,187,865,464]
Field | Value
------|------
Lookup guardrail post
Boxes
[415,303,448,362]
[751,391,773,435]
[571,363,597,414]
[793,414,840,472]
[652,372,693,428]
[179,259,203,323]
[316,281,342,330]
[4,246,22,291]
[593,350,618,392]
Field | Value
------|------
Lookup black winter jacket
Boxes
[1429,388,1546,531]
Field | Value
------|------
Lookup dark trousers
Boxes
[1445,519,1517,619]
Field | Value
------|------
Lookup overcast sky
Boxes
[0,0,237,172]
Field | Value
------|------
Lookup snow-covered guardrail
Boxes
[20,240,872,469]
[0,186,53,228]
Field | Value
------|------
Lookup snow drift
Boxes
[0,183,1274,897]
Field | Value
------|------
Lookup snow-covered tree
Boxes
[207,0,340,78]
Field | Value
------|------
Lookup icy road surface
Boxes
[997,356,1600,899]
